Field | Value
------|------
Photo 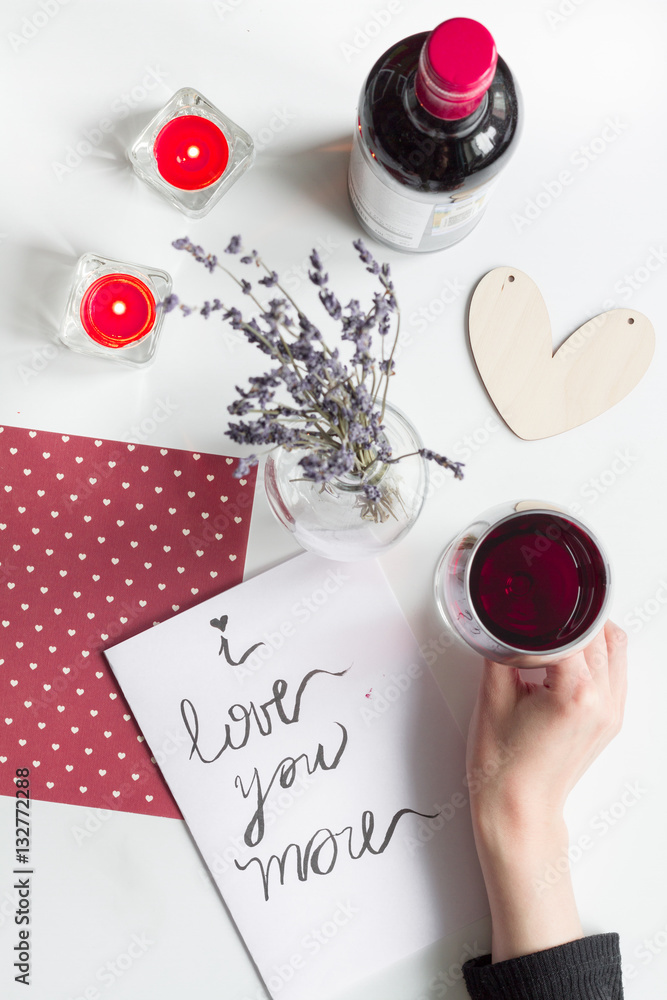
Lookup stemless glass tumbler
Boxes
[434,500,612,667]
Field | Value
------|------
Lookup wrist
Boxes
[472,811,571,893]
[470,785,567,858]
[470,807,582,963]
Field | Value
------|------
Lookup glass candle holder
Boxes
[129,87,255,218]
[59,252,172,367]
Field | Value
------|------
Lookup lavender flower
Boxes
[419,449,465,480]
[353,238,380,275]
[298,447,355,483]
[319,289,342,321]
[308,251,329,287]
[159,294,180,313]
[225,235,242,255]
[258,271,279,288]
[172,237,217,273]
[233,453,258,479]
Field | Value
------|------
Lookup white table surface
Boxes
[1,0,666,997]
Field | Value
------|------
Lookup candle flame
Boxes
[186,145,200,159]
[111,300,127,316]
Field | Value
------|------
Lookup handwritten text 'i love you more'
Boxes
[178,616,436,901]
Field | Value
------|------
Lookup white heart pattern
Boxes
[1,424,254,817]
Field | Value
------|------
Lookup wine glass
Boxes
[434,500,612,667]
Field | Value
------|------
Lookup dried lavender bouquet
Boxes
[162,236,462,522]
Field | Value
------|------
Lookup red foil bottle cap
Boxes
[415,18,498,120]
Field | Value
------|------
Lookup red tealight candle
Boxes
[153,115,229,190]
[79,273,156,349]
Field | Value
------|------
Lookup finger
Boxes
[603,620,628,707]
[581,624,611,684]
[479,658,520,709]
[542,647,591,699]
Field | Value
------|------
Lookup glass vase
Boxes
[264,404,428,561]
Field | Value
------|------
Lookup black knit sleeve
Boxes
[462,933,623,999]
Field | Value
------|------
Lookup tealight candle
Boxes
[80,273,156,348]
[59,253,172,367]
[154,115,229,190]
[129,87,254,218]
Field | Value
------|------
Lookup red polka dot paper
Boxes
[0,424,256,818]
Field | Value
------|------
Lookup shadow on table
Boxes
[82,109,159,177]
[394,590,490,1000]
[258,134,355,226]
[6,244,78,348]
[410,591,484,740]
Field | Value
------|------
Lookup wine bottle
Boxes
[348,18,522,253]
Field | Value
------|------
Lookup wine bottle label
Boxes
[349,131,496,249]
[348,135,432,249]
[431,181,497,235]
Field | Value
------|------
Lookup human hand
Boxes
[465,621,628,961]
[467,620,628,831]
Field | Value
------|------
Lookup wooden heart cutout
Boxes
[468,266,655,440]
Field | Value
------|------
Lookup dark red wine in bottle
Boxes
[468,512,608,652]
[348,17,521,252]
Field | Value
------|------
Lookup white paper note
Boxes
[105,554,488,1000]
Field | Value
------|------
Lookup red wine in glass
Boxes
[434,503,611,666]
